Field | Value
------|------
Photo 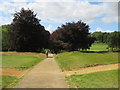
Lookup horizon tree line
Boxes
[0,8,119,52]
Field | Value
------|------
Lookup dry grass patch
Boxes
[0,68,29,78]
[0,52,45,57]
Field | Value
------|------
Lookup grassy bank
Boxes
[1,52,45,88]
[89,43,108,51]
[2,54,45,69]
[1,75,20,88]
[55,52,118,71]
[66,69,118,88]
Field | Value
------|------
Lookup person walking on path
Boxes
[45,50,49,58]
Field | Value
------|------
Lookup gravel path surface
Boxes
[15,57,68,88]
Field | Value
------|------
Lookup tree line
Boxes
[0,8,119,53]
[92,31,120,51]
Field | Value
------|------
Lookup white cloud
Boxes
[96,27,102,32]
[34,0,120,2]
[0,1,118,27]
[34,0,77,2]
[95,27,114,32]
[46,25,55,33]
[101,2,118,23]
[81,0,119,2]
[12,0,27,2]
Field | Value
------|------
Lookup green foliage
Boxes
[92,32,110,43]
[92,31,120,51]
[66,69,118,88]
[0,24,10,51]
[1,75,20,88]
[55,52,118,71]
[2,54,45,69]
[108,31,120,51]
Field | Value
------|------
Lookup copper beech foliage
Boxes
[8,8,95,53]
[8,8,50,52]
[50,21,96,53]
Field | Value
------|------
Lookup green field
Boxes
[2,54,45,69]
[55,52,118,71]
[66,69,118,88]
[1,75,20,88]
[1,53,45,88]
[89,43,108,51]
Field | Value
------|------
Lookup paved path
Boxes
[15,56,68,88]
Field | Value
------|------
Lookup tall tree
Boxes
[8,8,50,52]
[50,20,95,52]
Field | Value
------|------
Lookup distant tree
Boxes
[0,24,10,51]
[92,32,103,43]
[50,20,95,52]
[8,8,50,52]
[92,32,110,43]
[102,32,110,43]
[92,31,120,51]
[108,31,120,51]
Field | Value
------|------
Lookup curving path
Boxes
[15,55,68,88]
[64,63,119,76]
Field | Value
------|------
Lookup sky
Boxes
[0,0,119,33]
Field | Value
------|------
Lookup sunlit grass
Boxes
[89,43,108,51]
[66,69,118,88]
[1,54,45,69]
[56,52,118,71]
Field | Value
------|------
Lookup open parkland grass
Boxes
[55,43,119,88]
[66,69,118,88]
[1,75,20,88]
[89,43,108,51]
[0,52,46,88]
[55,43,118,71]
[55,52,118,71]
[56,52,119,88]
[0,43,119,88]
[2,54,45,69]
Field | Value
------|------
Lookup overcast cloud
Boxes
[0,0,118,32]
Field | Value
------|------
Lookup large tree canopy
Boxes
[50,20,95,52]
[8,8,50,52]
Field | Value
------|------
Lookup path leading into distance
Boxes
[15,55,68,88]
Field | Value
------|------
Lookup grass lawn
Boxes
[89,43,108,51]
[55,52,118,71]
[66,69,118,88]
[1,53,45,88]
[0,75,20,88]
[1,54,45,69]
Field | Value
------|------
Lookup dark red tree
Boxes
[8,8,50,52]
[50,20,95,52]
